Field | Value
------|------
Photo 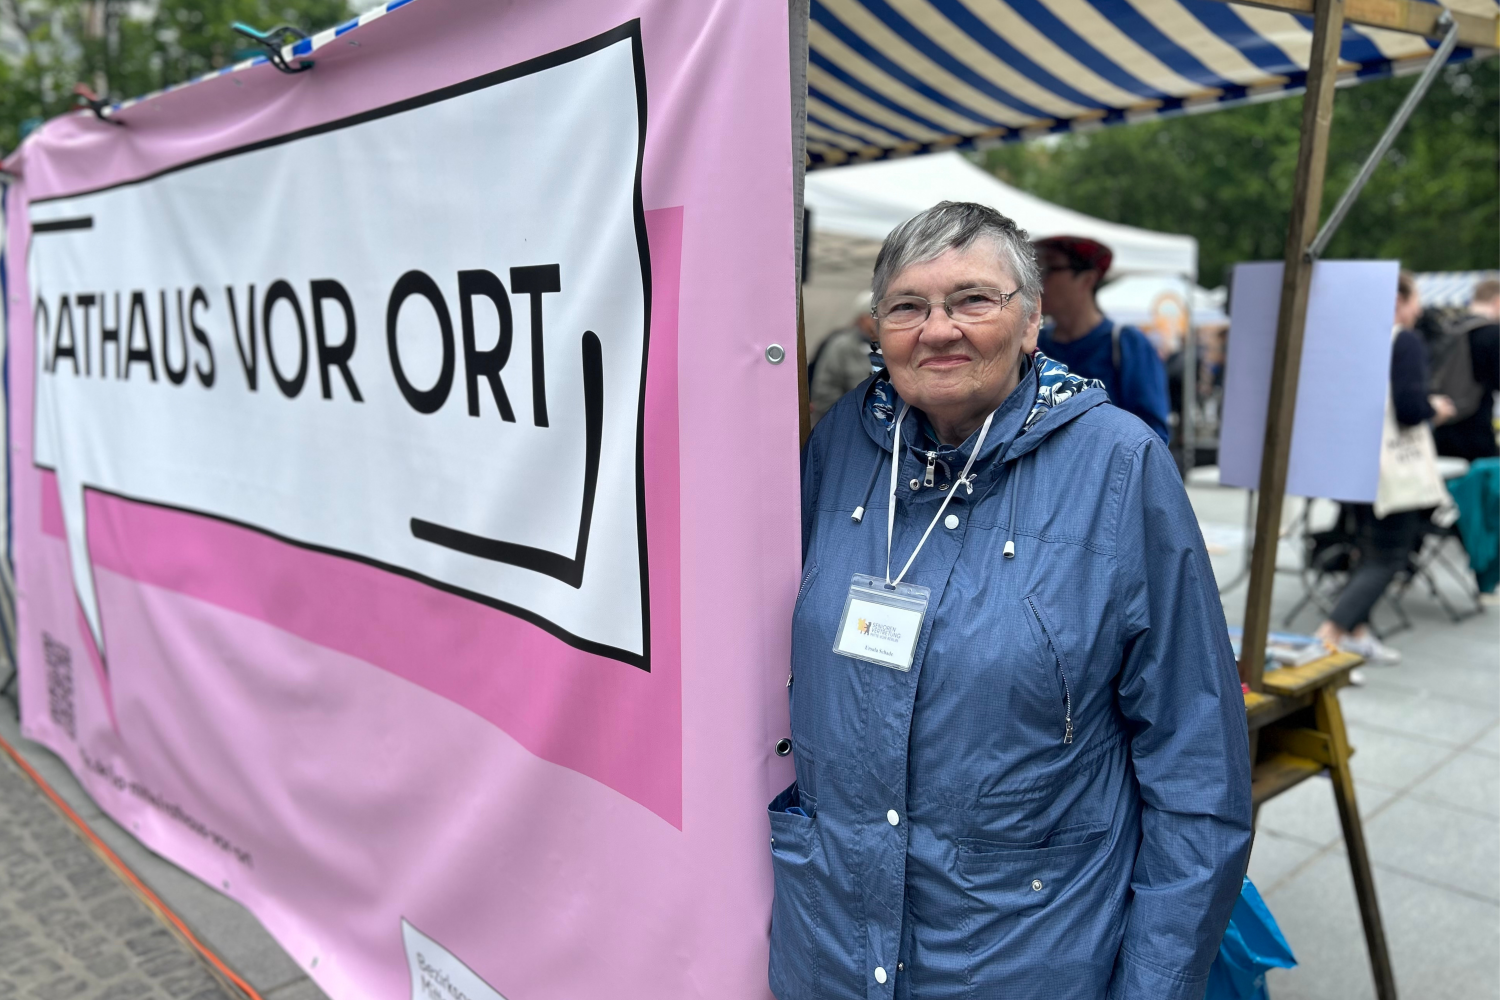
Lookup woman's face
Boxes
[878,244,1040,421]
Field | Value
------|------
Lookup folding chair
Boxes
[1391,517,1484,623]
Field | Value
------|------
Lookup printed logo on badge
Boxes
[834,574,929,672]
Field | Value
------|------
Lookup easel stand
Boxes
[1232,0,1467,995]
[1246,652,1395,998]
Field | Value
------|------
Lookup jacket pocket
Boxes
[1022,595,1074,745]
[768,781,822,999]
[957,827,1109,995]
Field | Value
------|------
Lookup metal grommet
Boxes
[1031,879,1044,891]
[765,344,786,364]
[909,478,921,490]
[775,738,792,757]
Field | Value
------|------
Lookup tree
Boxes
[982,57,1499,288]
[0,0,353,156]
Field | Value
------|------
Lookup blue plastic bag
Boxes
[1205,878,1297,999]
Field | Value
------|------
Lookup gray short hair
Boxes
[870,201,1041,314]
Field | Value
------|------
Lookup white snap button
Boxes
[874,967,888,984]
[887,809,900,826]
[1032,879,1044,891]
[944,514,959,530]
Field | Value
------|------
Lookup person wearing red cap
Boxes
[1034,236,1171,443]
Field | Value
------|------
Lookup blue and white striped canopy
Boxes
[805,0,1482,166]
[1415,269,1500,307]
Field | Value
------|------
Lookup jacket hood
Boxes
[859,351,1108,464]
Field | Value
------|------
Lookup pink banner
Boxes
[4,2,800,997]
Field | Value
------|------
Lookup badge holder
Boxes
[833,573,930,672]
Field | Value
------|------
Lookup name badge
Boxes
[833,573,930,671]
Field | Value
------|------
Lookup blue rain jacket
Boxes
[771,355,1252,1000]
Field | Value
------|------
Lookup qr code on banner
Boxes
[42,633,75,740]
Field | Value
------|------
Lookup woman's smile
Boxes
[917,353,972,369]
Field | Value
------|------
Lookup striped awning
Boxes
[1414,269,1500,307]
[805,0,1490,166]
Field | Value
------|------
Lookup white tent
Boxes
[804,152,1197,280]
[1095,275,1229,356]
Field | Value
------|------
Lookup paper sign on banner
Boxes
[403,920,509,1000]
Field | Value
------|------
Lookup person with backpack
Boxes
[1423,278,1500,462]
[1033,236,1171,443]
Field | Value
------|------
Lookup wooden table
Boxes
[1246,649,1395,994]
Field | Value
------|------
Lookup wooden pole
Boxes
[790,0,811,448]
[1317,687,1400,998]
[1239,0,1345,689]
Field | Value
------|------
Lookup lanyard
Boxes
[885,403,997,586]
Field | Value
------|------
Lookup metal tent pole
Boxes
[1305,14,1460,263]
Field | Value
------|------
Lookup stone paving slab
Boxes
[0,701,326,1000]
[0,736,239,1000]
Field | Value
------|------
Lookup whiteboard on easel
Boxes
[1219,260,1398,503]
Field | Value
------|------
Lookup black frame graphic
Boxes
[29,20,656,671]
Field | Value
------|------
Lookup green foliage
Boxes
[0,0,354,156]
[982,57,1499,288]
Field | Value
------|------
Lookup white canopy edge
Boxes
[804,152,1198,281]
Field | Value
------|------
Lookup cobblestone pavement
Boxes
[0,740,239,1000]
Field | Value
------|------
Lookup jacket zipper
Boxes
[1025,596,1074,745]
[789,565,822,688]
[924,451,937,488]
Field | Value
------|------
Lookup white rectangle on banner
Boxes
[403,920,509,1000]
[29,28,652,665]
[1219,261,1396,502]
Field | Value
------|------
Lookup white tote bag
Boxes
[1374,330,1447,518]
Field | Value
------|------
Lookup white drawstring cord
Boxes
[1003,457,1023,559]
[886,404,997,587]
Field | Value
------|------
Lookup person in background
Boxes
[1315,273,1455,670]
[1430,278,1499,462]
[1034,236,1171,443]
[1430,279,1500,601]
[810,291,880,425]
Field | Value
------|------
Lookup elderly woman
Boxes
[770,202,1251,1000]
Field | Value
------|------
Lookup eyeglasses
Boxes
[873,286,1020,330]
